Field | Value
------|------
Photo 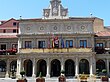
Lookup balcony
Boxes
[95,47,110,54]
[0,49,17,55]
[19,48,92,53]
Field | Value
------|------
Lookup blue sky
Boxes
[0,0,110,26]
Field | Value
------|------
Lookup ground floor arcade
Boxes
[0,54,110,78]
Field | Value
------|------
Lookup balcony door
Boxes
[1,44,6,50]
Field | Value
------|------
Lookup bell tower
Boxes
[43,0,68,19]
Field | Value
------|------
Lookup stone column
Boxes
[61,58,64,71]
[107,59,109,74]
[16,58,21,78]
[32,58,36,78]
[5,59,10,78]
[75,57,79,76]
[90,57,93,76]
[46,58,50,78]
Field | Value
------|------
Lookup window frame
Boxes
[66,40,73,48]
[25,41,32,48]
[38,41,45,48]
[80,40,87,48]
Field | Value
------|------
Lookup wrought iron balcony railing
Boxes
[0,49,17,55]
[95,47,110,54]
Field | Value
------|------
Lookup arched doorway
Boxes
[79,59,89,74]
[10,60,17,72]
[24,59,33,77]
[65,59,75,77]
[37,59,47,77]
[0,60,6,78]
[96,59,105,72]
[51,59,61,77]
[0,60,6,72]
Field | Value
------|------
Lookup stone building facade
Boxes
[0,0,110,79]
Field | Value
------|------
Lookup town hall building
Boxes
[0,0,110,79]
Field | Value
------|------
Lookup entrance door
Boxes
[79,59,89,74]
[96,59,105,72]
[65,59,75,77]
[37,60,47,77]
[24,60,33,77]
[51,59,61,77]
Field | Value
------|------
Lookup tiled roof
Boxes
[0,35,17,38]
[96,31,110,36]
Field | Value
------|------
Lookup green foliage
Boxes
[20,70,25,78]
[39,72,42,77]
[60,70,65,74]
[102,69,107,73]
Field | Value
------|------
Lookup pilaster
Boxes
[107,59,109,74]
[16,58,21,78]
[32,58,36,78]
[46,58,50,78]
[5,59,10,78]
[75,57,79,76]
[90,57,93,76]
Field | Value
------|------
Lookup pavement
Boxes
[0,77,103,82]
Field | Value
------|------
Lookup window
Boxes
[13,29,16,33]
[38,41,45,48]
[1,44,6,50]
[96,43,103,48]
[25,41,32,48]
[3,30,6,33]
[80,40,87,48]
[66,40,73,48]
[13,22,17,26]
[12,44,18,49]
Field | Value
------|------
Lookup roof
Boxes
[0,35,17,38]
[96,31,110,37]
[19,17,97,23]
[0,18,17,26]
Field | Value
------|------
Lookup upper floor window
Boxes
[13,29,16,33]
[25,41,32,48]
[1,44,6,50]
[96,43,103,48]
[80,40,87,48]
[13,22,17,26]
[38,41,45,48]
[3,30,6,33]
[66,40,73,48]
[12,44,18,49]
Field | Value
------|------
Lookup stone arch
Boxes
[10,60,17,72]
[79,59,89,74]
[96,59,105,72]
[51,59,61,77]
[24,59,33,77]
[65,59,75,77]
[37,59,47,77]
